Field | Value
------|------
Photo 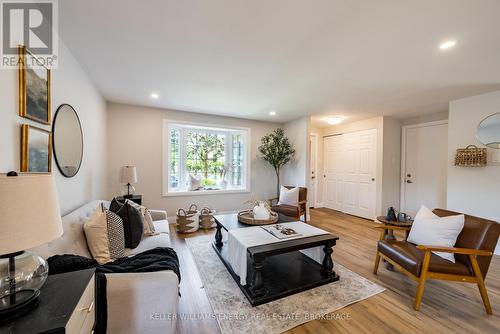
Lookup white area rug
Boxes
[185,235,385,334]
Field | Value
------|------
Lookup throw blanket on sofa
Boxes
[47,247,180,334]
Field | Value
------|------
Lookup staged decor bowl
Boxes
[237,210,279,226]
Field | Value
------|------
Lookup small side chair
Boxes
[373,208,500,314]
[268,186,308,222]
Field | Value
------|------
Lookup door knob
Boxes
[371,178,375,181]
[311,176,316,179]
[406,180,413,183]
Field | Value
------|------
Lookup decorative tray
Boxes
[237,210,279,226]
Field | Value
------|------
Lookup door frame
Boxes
[400,120,448,212]
[310,132,319,208]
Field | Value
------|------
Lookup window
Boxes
[163,120,250,195]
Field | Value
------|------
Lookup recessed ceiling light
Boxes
[439,40,457,50]
[326,117,343,125]
[150,93,159,99]
[269,110,276,116]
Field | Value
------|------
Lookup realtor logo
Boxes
[1,0,58,68]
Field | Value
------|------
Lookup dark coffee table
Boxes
[212,213,340,306]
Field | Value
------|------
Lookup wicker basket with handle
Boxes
[176,204,200,233]
[455,145,487,167]
[199,207,216,229]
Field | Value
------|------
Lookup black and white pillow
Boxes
[105,210,125,259]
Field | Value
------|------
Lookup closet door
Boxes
[323,129,377,219]
[342,129,377,219]
[323,135,343,211]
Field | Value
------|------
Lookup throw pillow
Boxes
[83,206,125,264]
[407,205,465,263]
[278,186,299,206]
[115,201,144,248]
[126,200,158,236]
[109,197,123,213]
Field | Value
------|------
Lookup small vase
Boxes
[219,179,228,189]
[253,201,270,220]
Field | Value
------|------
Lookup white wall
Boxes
[106,103,280,216]
[0,42,107,215]
[282,116,310,190]
[448,91,500,254]
[381,117,402,213]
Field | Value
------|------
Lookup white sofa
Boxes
[32,200,179,334]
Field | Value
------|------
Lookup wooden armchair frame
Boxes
[373,225,494,314]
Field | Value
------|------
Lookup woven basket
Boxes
[455,145,487,167]
[199,207,216,229]
[237,210,279,226]
[176,204,200,233]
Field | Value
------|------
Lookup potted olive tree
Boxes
[258,128,295,197]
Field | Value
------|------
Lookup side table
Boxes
[375,216,413,271]
[0,268,96,333]
[116,194,142,205]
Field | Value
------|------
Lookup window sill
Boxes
[163,189,250,197]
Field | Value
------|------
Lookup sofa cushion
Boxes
[378,240,472,277]
[124,219,171,256]
[84,206,126,264]
[109,197,123,213]
[271,204,298,217]
[115,201,144,248]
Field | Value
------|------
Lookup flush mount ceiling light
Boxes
[150,93,159,99]
[326,117,343,125]
[269,110,276,116]
[439,40,457,50]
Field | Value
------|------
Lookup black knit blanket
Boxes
[47,247,180,334]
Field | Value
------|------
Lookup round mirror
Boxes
[52,104,83,177]
[477,112,500,149]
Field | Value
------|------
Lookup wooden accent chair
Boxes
[268,186,308,222]
[373,209,500,314]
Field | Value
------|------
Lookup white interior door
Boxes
[402,121,448,217]
[342,129,377,219]
[309,134,318,208]
[323,135,343,211]
[323,129,377,219]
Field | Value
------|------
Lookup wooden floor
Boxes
[171,208,500,334]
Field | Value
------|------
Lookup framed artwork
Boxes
[19,46,51,125]
[21,124,52,173]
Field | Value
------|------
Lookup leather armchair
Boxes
[373,209,500,314]
[268,186,308,222]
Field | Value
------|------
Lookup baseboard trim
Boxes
[315,202,324,208]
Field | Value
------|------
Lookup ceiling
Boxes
[59,0,500,126]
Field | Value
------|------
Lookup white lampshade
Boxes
[0,174,63,255]
[120,165,137,184]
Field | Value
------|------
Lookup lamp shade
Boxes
[119,166,137,184]
[0,174,63,255]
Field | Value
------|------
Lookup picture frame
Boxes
[18,46,51,125]
[21,124,52,173]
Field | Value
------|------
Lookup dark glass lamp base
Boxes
[0,289,40,322]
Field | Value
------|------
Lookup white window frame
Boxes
[162,119,251,197]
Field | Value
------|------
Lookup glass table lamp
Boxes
[0,172,63,320]
[120,166,137,198]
